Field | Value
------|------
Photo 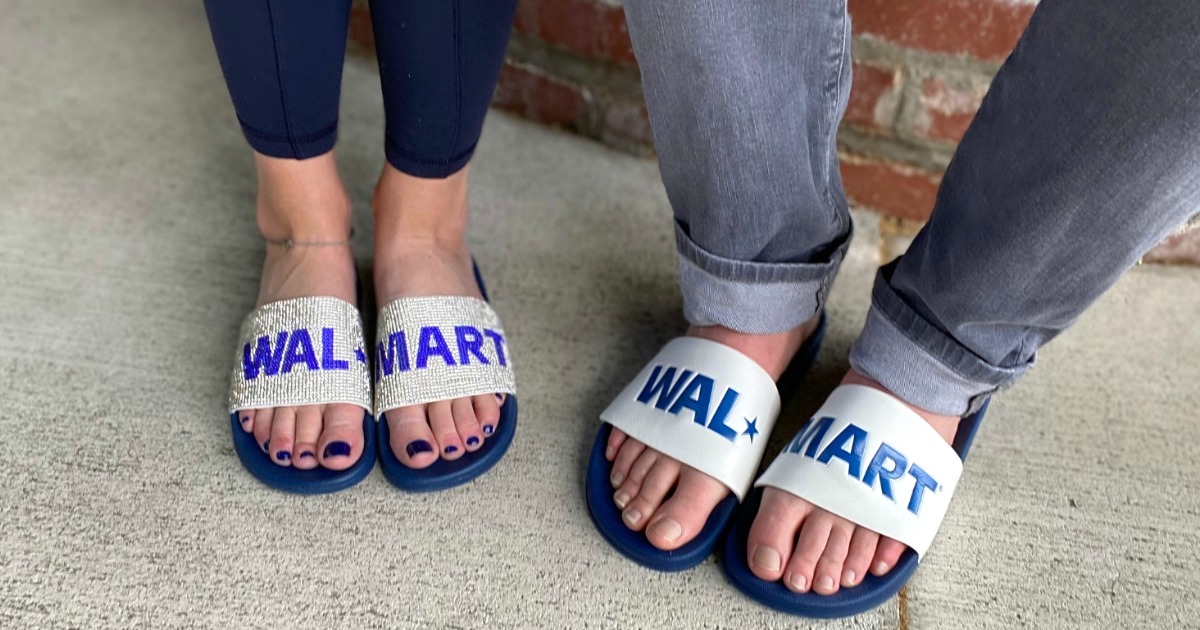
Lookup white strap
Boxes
[755,384,963,558]
[374,296,516,415]
[599,337,781,501]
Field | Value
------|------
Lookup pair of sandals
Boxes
[228,269,985,618]
[228,265,518,494]
[586,315,989,618]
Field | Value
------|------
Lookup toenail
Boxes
[482,424,494,435]
[874,561,889,575]
[406,440,433,457]
[444,445,458,454]
[816,575,835,592]
[324,441,351,458]
[495,393,504,401]
[752,547,782,572]
[276,451,291,461]
[613,492,630,509]
[262,440,269,451]
[788,573,807,592]
[648,518,683,542]
[622,509,641,526]
[240,415,250,425]
[610,471,625,487]
[300,451,315,459]
[843,570,857,586]
[466,436,480,447]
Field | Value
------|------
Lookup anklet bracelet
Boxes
[264,229,354,250]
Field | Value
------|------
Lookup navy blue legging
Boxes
[203,0,517,178]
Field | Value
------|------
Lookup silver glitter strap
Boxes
[374,296,516,415]
[229,297,373,414]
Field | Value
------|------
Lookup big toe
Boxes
[746,487,811,583]
[644,466,730,551]
[387,405,439,469]
[317,403,365,471]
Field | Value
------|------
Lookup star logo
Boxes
[742,417,759,443]
[355,347,367,364]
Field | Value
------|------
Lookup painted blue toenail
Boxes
[277,451,290,461]
[444,445,458,454]
[466,436,480,447]
[324,441,351,458]
[495,393,504,401]
[241,415,250,425]
[262,440,269,451]
[406,440,433,457]
[300,451,315,459]
[483,425,494,435]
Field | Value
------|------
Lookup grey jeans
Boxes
[623,0,1200,416]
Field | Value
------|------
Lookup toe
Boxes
[428,400,463,460]
[317,403,364,471]
[784,510,835,594]
[252,408,274,454]
[614,448,657,513]
[452,397,484,452]
[610,437,645,488]
[387,405,438,469]
[472,394,500,439]
[644,465,728,551]
[871,536,907,577]
[621,456,680,533]
[747,487,810,582]
[269,407,296,466]
[292,406,323,470]
[811,519,854,595]
[841,526,879,588]
[606,426,628,461]
[237,410,255,433]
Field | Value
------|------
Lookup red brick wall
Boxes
[349,0,1198,265]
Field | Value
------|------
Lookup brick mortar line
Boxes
[853,35,1006,77]
[505,34,645,100]
[839,127,954,173]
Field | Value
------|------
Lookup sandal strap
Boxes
[374,296,516,415]
[755,384,964,558]
[229,296,372,414]
[600,337,781,501]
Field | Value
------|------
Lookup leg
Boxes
[608,0,852,549]
[752,0,1200,596]
[204,0,365,470]
[365,0,519,468]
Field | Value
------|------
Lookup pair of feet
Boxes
[604,319,962,596]
[237,154,505,472]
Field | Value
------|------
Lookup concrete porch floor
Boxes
[2,1,1198,628]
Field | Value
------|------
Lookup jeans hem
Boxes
[849,263,1032,416]
[676,225,847,334]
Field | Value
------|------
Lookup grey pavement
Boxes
[1,1,1198,629]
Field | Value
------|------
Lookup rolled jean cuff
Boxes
[239,117,338,160]
[849,264,1032,416]
[676,222,848,335]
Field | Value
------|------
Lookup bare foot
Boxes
[743,370,960,595]
[371,164,505,468]
[604,315,823,550]
[237,152,368,471]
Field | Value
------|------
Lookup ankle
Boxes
[841,370,961,443]
[254,152,352,242]
[686,314,820,380]
[372,163,470,248]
